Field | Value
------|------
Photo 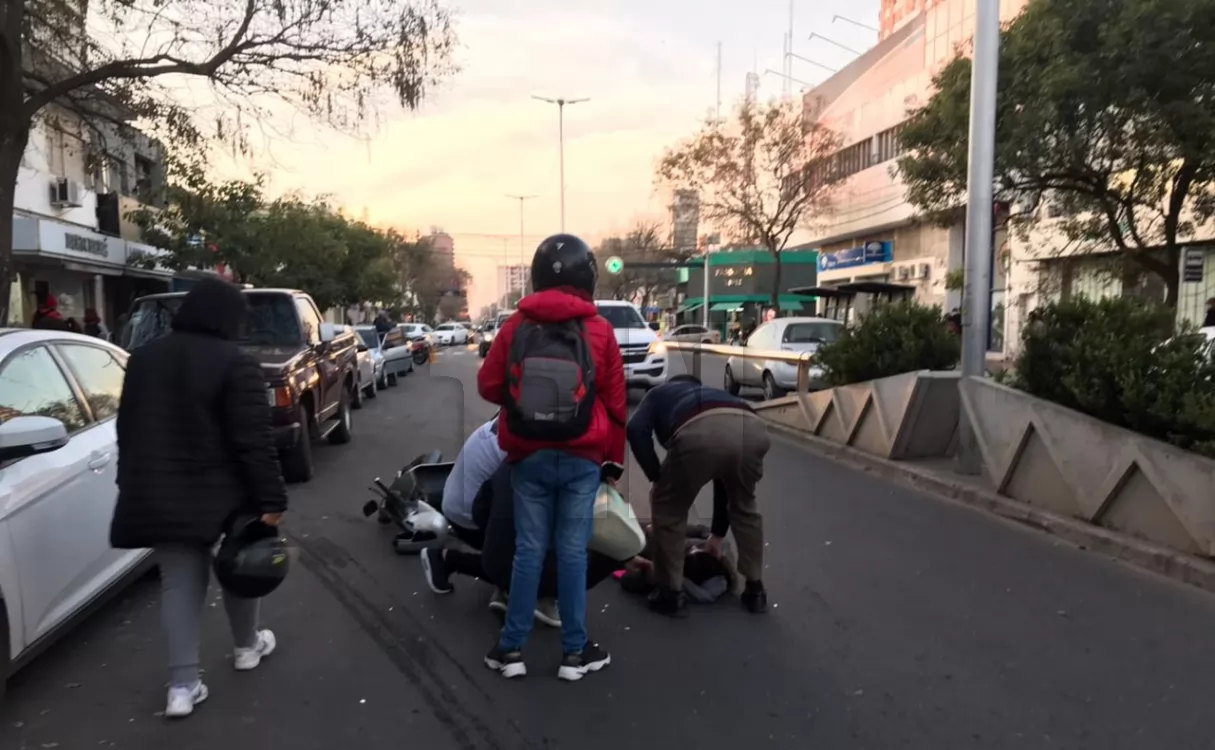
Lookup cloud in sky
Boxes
[236,0,879,311]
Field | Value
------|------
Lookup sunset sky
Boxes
[245,0,880,312]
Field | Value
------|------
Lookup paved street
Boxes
[4,346,1215,749]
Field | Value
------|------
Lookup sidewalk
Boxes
[0,552,470,750]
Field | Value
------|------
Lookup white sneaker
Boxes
[165,681,208,718]
[534,598,561,628]
[234,629,277,671]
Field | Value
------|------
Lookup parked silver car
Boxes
[724,317,844,399]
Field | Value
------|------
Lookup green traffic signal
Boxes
[606,256,624,274]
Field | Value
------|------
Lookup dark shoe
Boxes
[647,586,690,618]
[619,569,653,595]
[557,642,611,682]
[741,580,768,614]
[484,644,527,678]
[420,548,453,594]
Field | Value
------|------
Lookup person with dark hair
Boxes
[477,233,627,682]
[110,278,288,719]
[83,308,109,339]
[627,373,771,618]
[1203,298,1215,328]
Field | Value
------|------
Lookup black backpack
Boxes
[505,318,597,441]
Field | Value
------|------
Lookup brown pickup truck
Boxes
[120,287,359,483]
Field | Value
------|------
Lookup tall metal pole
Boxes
[533,95,589,233]
[958,0,1001,474]
[715,41,722,122]
[506,194,536,292]
[702,251,710,328]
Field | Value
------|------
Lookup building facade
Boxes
[680,249,819,339]
[497,264,528,298]
[10,106,174,330]
[790,0,1028,357]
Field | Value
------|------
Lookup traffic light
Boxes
[605,256,624,274]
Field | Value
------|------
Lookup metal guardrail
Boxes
[662,340,819,394]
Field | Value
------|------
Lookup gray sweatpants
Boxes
[157,544,260,687]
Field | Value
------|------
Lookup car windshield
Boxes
[596,304,646,329]
[122,292,301,350]
[358,329,380,349]
[784,322,843,344]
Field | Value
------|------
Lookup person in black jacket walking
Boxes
[110,278,288,719]
[627,374,771,618]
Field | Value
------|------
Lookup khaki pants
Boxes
[650,410,770,591]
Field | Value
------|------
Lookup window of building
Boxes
[988,232,1010,353]
[875,122,908,164]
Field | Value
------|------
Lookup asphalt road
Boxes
[4,345,1215,749]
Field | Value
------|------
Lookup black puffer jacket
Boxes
[110,279,288,549]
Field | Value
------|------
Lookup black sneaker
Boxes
[647,586,690,618]
[557,642,611,682]
[741,580,768,614]
[420,548,453,594]
[484,644,527,678]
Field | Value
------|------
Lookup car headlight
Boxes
[648,340,666,355]
[484,332,495,342]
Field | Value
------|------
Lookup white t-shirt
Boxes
[441,420,507,530]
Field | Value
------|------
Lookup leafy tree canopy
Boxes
[657,98,840,312]
[596,222,691,303]
[897,0,1215,307]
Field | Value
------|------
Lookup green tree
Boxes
[897,0,1215,308]
[1,0,455,323]
[657,99,840,313]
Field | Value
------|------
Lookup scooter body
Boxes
[363,451,456,554]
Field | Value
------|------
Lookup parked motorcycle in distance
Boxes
[362,451,453,554]
[410,336,431,365]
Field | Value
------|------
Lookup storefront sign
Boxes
[64,232,109,258]
[1184,247,1205,283]
[818,241,893,272]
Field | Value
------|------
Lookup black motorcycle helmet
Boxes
[530,234,598,296]
[213,515,290,599]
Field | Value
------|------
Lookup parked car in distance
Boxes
[122,288,358,483]
[399,323,433,364]
[0,329,154,695]
[347,325,380,406]
[664,324,722,345]
[432,322,470,346]
[595,300,668,391]
[724,317,844,400]
[371,325,413,386]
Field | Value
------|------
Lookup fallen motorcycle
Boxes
[362,451,455,554]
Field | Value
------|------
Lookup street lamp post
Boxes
[532,95,589,232]
[506,193,536,291]
[958,0,1002,474]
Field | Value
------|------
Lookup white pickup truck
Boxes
[595,300,668,391]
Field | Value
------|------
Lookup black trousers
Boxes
[446,522,488,579]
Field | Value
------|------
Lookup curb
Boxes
[761,418,1215,596]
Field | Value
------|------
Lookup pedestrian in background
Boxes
[110,278,287,719]
[477,234,627,682]
[83,308,109,340]
[31,294,68,331]
[627,373,770,618]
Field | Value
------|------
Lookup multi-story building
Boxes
[497,264,529,298]
[789,0,1029,361]
[429,230,456,266]
[11,3,176,329]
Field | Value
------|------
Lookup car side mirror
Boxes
[319,323,338,343]
[648,321,660,332]
[0,416,69,461]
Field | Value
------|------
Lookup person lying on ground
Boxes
[620,525,737,605]
[422,462,627,626]
[627,373,771,618]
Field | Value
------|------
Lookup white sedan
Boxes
[432,322,470,346]
[0,329,152,692]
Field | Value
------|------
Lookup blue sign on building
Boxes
[818,241,893,272]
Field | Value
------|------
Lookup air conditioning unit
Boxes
[49,178,82,208]
[917,263,932,280]
[897,265,913,282]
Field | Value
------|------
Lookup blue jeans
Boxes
[499,450,600,654]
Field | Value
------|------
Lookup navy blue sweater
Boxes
[627,378,755,537]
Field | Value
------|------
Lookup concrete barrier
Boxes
[960,377,1215,558]
[754,371,961,460]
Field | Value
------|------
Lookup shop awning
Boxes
[677,301,703,314]
[710,302,741,312]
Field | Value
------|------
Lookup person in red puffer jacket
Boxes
[477,233,626,682]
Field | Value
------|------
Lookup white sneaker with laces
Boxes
[165,681,208,718]
[234,629,277,671]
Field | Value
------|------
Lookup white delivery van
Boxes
[595,300,668,390]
